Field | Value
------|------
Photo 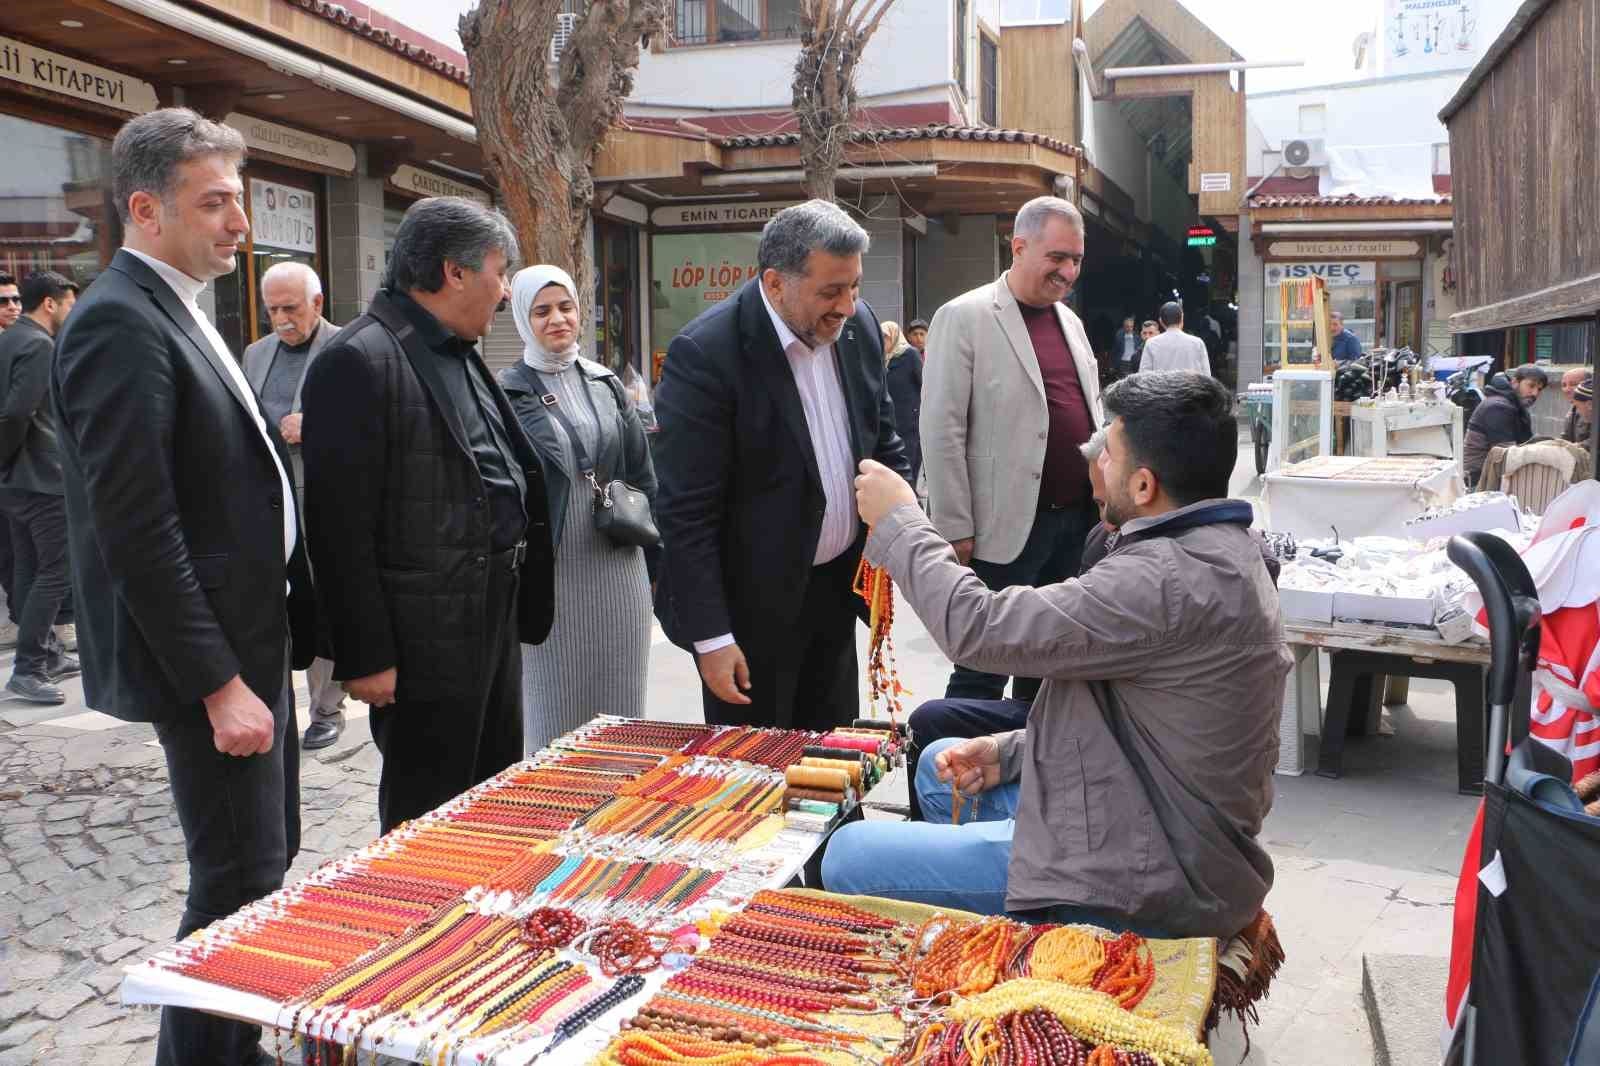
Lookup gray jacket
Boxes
[241,317,336,486]
[866,498,1290,938]
[0,317,63,495]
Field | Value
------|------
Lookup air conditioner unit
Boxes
[550,12,577,64]
[1282,137,1328,168]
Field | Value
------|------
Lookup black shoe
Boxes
[7,673,65,704]
[302,718,344,750]
[46,652,80,680]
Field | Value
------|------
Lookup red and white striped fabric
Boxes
[1446,481,1600,1054]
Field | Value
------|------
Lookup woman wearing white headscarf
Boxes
[498,265,656,749]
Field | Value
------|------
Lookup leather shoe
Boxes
[7,673,65,704]
[302,718,344,750]
[47,652,80,680]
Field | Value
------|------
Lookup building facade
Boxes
[1,0,489,355]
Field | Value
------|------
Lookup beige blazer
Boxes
[919,272,1103,565]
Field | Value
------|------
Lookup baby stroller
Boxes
[1442,532,1600,1065]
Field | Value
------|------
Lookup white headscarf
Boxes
[512,264,582,373]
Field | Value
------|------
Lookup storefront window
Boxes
[650,231,761,382]
[383,194,409,273]
[248,177,321,341]
[1264,261,1376,367]
[0,115,118,287]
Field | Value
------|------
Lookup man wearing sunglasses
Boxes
[0,272,20,331]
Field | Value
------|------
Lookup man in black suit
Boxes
[52,108,317,1066]
[301,196,554,835]
[0,270,78,703]
[653,199,909,731]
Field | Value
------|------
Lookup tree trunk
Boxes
[793,1,895,202]
[461,1,666,319]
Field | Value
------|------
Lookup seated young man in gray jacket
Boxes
[821,371,1290,940]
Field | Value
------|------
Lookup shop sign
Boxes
[1199,172,1232,193]
[389,165,490,205]
[1186,226,1217,247]
[0,35,157,113]
[250,179,317,254]
[1383,0,1479,76]
[1268,239,1421,259]
[650,231,761,352]
[1266,261,1376,288]
[225,113,356,174]
[650,201,800,228]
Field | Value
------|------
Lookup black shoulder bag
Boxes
[536,369,660,549]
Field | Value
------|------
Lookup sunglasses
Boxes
[0,296,20,306]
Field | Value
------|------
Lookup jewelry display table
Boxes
[118,715,897,1065]
[1278,621,1490,793]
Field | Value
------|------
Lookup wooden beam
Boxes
[1450,270,1600,334]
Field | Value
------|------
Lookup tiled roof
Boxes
[287,0,470,84]
[718,124,1081,156]
[1249,193,1452,208]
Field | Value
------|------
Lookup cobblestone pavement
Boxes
[0,672,384,1066]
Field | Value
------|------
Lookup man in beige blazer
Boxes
[920,195,1103,702]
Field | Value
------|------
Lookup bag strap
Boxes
[1091,679,1257,860]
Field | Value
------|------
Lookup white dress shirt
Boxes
[123,247,298,561]
[692,286,859,656]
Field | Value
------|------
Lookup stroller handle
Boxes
[1446,532,1542,787]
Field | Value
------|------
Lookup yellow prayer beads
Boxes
[1028,927,1106,985]
[946,979,1213,1066]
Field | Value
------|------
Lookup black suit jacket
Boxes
[0,316,63,494]
[652,279,909,657]
[51,250,317,724]
[300,289,555,702]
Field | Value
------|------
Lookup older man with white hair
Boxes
[242,260,343,749]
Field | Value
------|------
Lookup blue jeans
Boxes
[904,697,1031,821]
[948,499,1098,702]
[822,737,1021,914]
[822,737,1173,935]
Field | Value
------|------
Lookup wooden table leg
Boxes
[1383,676,1411,706]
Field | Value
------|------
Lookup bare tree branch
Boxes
[792,0,897,201]
[463,0,667,326]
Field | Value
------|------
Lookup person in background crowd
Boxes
[0,272,19,331]
[1112,315,1142,379]
[881,320,924,488]
[1329,310,1364,362]
[652,200,909,732]
[53,108,318,1066]
[0,270,78,703]
[1141,319,1158,347]
[1138,301,1210,375]
[824,371,1288,940]
[0,270,20,652]
[499,264,655,752]
[905,317,928,357]
[1561,369,1593,445]
[301,197,555,835]
[242,261,344,751]
[921,195,1102,704]
[1464,365,1548,487]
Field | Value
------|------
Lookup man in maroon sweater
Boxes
[920,196,1104,703]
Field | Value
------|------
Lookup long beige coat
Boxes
[919,272,1102,565]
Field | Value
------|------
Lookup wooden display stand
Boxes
[1277,275,1335,370]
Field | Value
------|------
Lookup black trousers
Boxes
[904,697,1031,821]
[947,499,1097,703]
[0,489,68,677]
[154,675,298,1066]
[369,553,523,835]
[701,551,859,733]
[0,513,15,623]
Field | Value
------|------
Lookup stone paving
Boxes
[0,674,385,1066]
